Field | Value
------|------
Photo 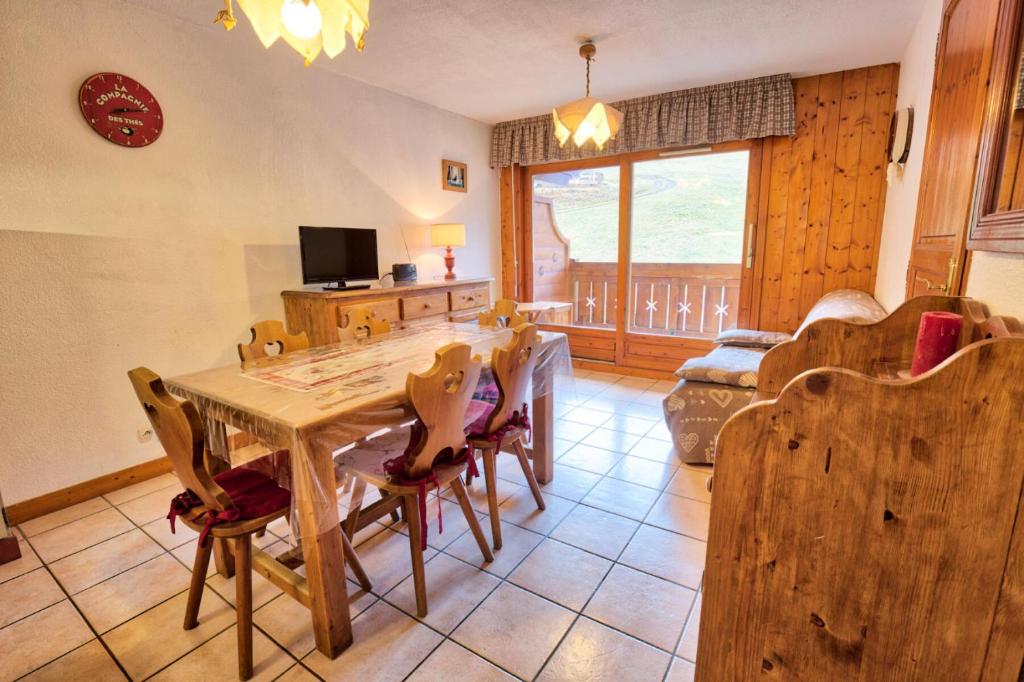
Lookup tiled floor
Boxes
[0,370,708,681]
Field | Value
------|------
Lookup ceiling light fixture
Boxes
[552,42,623,150]
[214,0,369,67]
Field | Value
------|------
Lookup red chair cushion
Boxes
[212,467,291,519]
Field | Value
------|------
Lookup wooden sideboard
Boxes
[282,277,493,346]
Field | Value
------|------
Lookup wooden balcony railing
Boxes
[566,261,742,338]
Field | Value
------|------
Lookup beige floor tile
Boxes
[601,413,658,437]
[0,601,93,680]
[508,538,611,611]
[115,484,180,526]
[539,464,602,502]
[445,521,543,577]
[651,379,678,393]
[618,377,657,390]
[49,528,164,595]
[666,468,712,503]
[74,554,192,633]
[391,497,483,551]
[666,657,696,682]
[631,391,668,407]
[275,663,319,681]
[581,428,643,455]
[0,529,43,584]
[620,524,706,590]
[584,565,695,651]
[21,639,123,681]
[170,539,218,578]
[18,497,111,538]
[557,444,623,475]
[29,508,135,563]
[207,561,284,611]
[582,395,635,414]
[0,568,65,628]
[608,455,679,490]
[303,601,442,681]
[538,616,672,682]
[141,516,199,550]
[496,487,575,534]
[562,406,613,427]
[103,473,179,506]
[388,552,501,633]
[552,437,577,457]
[550,504,640,560]
[452,474,523,513]
[409,640,515,681]
[646,420,674,442]
[255,583,374,657]
[581,477,660,521]
[613,401,664,421]
[150,624,293,681]
[103,589,236,680]
[676,591,701,661]
[349,527,437,596]
[452,582,575,680]
[553,420,597,442]
[646,493,711,540]
[628,437,681,464]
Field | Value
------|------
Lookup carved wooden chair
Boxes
[128,367,370,680]
[478,299,529,328]
[337,305,392,341]
[465,324,545,549]
[237,320,309,365]
[335,343,494,616]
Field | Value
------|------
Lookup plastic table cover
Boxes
[165,322,573,540]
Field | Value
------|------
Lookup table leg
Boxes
[205,420,234,578]
[532,387,555,484]
[290,436,353,658]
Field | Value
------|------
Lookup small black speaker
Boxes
[392,263,417,283]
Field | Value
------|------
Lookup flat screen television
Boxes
[299,226,379,290]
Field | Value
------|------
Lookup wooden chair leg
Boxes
[450,476,494,563]
[234,534,254,681]
[379,488,401,524]
[213,538,235,577]
[183,538,213,630]
[401,494,428,617]
[344,478,367,539]
[342,531,372,593]
[513,438,545,511]
[481,448,503,550]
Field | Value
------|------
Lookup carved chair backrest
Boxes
[483,324,539,435]
[238,320,309,364]
[479,299,528,328]
[397,343,482,480]
[127,367,233,512]
[337,306,392,341]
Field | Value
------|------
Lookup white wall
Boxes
[873,0,943,311]
[0,1,498,503]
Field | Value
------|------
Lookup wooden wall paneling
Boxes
[775,75,819,331]
[499,166,517,299]
[849,64,899,291]
[798,71,844,317]
[823,67,869,295]
[748,140,773,331]
[758,129,794,330]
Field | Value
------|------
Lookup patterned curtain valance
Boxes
[490,73,795,168]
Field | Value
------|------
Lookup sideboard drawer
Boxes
[401,292,449,320]
[450,285,491,312]
[336,299,401,327]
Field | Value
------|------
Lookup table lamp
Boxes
[430,223,466,281]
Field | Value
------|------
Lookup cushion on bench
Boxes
[674,346,765,388]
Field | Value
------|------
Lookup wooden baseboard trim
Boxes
[6,457,173,526]
[572,359,676,380]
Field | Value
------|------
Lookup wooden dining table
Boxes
[165,322,570,658]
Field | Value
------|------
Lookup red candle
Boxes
[910,311,963,376]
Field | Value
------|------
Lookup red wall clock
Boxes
[79,73,163,147]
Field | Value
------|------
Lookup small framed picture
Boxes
[442,159,467,193]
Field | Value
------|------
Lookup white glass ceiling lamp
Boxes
[214,0,370,66]
[552,42,623,150]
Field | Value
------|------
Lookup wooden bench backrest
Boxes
[482,324,539,435]
[700,338,1024,680]
[756,296,1009,396]
[127,367,232,511]
[238,320,310,364]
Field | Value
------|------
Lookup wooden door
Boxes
[906,0,1001,297]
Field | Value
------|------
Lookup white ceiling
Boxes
[144,0,927,124]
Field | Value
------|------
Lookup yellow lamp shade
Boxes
[552,96,623,150]
[430,223,466,247]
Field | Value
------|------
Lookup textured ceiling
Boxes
[139,0,926,124]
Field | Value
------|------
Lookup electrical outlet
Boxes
[137,426,154,443]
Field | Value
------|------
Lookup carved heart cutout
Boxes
[679,432,699,453]
[708,389,732,408]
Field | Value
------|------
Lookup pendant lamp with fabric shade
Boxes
[552,42,623,150]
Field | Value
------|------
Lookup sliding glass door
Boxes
[522,142,762,371]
